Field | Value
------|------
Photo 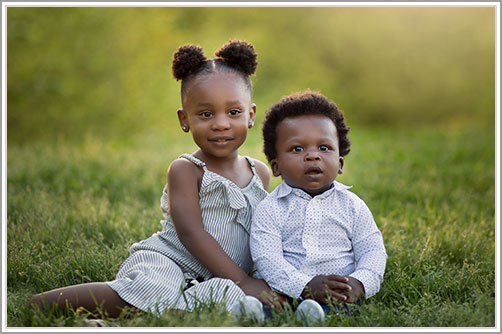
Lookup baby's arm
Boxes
[250,203,314,300]
[167,159,278,305]
[348,200,387,300]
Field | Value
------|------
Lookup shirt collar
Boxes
[276,181,352,200]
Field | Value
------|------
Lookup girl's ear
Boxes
[177,108,189,132]
[270,159,281,177]
[338,156,345,175]
[248,103,257,128]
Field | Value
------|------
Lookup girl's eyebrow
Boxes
[226,100,244,106]
[195,101,244,108]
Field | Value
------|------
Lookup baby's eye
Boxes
[228,109,242,116]
[319,145,330,152]
[200,111,212,118]
[292,146,304,152]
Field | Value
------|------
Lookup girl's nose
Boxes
[212,115,230,130]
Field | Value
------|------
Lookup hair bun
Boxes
[172,44,207,81]
[214,40,258,76]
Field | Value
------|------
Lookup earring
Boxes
[248,121,254,128]
[182,126,189,132]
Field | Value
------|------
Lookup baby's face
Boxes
[271,115,344,197]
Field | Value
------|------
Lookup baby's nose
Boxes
[305,153,321,161]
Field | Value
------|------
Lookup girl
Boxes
[31,40,281,319]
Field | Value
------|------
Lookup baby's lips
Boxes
[304,166,323,175]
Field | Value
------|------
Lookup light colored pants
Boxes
[107,250,246,315]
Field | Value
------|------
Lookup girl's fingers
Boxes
[259,291,285,310]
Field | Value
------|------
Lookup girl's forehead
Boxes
[187,72,248,93]
[183,72,251,105]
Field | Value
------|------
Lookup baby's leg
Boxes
[30,282,134,318]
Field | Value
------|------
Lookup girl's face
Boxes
[270,115,344,197]
[178,72,256,160]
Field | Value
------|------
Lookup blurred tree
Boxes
[7,6,495,144]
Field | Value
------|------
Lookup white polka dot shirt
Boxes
[250,181,387,299]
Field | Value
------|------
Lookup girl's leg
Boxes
[30,282,136,318]
[107,250,186,315]
[178,277,245,312]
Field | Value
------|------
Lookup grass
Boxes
[5,123,496,328]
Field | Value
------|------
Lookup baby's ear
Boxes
[338,157,344,175]
[270,160,281,177]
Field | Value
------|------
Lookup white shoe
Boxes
[295,299,325,326]
[229,295,265,324]
[82,319,109,327]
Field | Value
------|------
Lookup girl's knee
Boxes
[29,293,44,308]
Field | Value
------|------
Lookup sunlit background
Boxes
[5,6,497,327]
[7,6,495,146]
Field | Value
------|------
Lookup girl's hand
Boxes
[300,275,352,305]
[238,276,287,309]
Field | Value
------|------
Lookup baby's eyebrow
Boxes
[283,136,303,143]
[196,102,213,108]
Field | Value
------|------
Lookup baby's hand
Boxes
[238,276,287,309]
[301,275,352,305]
[337,276,364,304]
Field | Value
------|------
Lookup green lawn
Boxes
[6,123,496,327]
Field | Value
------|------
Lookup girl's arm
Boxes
[167,158,279,305]
[252,159,271,191]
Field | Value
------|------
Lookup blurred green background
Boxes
[5,6,497,326]
[7,6,495,146]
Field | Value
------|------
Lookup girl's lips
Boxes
[208,136,234,142]
[208,136,234,147]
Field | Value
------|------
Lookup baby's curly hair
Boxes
[172,40,258,99]
[262,90,351,162]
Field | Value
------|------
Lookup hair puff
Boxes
[214,40,258,76]
[172,44,207,81]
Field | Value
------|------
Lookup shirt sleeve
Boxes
[250,200,313,298]
[349,198,388,298]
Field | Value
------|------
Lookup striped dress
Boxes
[107,154,268,315]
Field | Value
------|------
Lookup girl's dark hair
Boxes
[172,40,258,98]
[262,90,351,162]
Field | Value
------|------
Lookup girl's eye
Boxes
[200,111,212,118]
[292,146,304,152]
[319,145,330,151]
[228,109,241,116]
